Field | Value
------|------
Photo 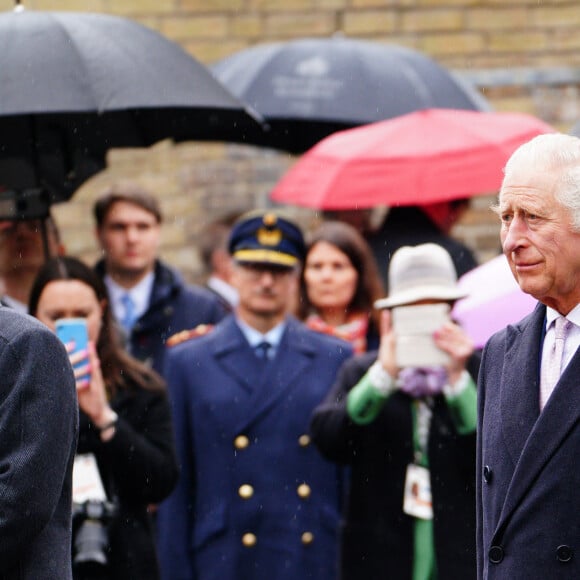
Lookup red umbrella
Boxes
[270,109,555,209]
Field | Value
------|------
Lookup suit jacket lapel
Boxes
[212,317,261,393]
[500,304,544,467]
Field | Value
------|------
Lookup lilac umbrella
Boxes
[452,254,537,348]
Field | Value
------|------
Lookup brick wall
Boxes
[4,0,579,281]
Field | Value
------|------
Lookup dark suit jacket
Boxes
[311,352,478,580]
[156,315,353,580]
[95,260,227,373]
[477,303,580,579]
[0,306,78,580]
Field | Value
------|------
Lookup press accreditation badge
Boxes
[73,453,108,504]
[403,463,433,520]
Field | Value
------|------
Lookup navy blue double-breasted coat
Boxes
[477,303,580,579]
[157,315,353,580]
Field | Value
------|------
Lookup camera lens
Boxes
[73,519,109,568]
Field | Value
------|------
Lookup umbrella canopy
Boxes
[270,109,555,209]
[452,254,537,348]
[212,37,490,153]
[0,8,263,212]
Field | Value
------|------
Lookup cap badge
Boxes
[256,213,282,246]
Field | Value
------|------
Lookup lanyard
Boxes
[412,399,433,467]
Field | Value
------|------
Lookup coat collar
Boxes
[210,317,319,433]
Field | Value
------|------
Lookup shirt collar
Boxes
[235,316,287,350]
[104,271,155,320]
[1,294,27,314]
[545,303,580,328]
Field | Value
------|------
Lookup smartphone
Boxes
[392,303,451,368]
[55,318,90,384]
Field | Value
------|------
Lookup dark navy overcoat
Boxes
[157,315,353,580]
[477,303,580,579]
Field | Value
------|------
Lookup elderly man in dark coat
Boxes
[477,133,580,579]
[0,305,78,579]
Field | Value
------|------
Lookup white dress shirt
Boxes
[104,272,155,326]
[236,317,287,360]
[543,304,580,375]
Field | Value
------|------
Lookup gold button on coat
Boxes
[234,435,249,449]
[242,533,257,547]
[238,484,254,499]
[297,483,311,499]
[298,434,311,447]
[301,531,314,545]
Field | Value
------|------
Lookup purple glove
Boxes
[398,366,447,398]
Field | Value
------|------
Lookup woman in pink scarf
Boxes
[298,220,384,353]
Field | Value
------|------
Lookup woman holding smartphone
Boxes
[29,256,178,580]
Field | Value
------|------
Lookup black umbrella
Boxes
[0,7,263,217]
[212,36,490,153]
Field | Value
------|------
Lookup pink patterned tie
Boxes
[540,316,572,410]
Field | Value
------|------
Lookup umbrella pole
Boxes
[40,218,50,262]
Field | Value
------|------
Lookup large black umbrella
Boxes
[0,7,263,217]
[212,36,490,153]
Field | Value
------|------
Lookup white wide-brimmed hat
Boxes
[374,243,468,309]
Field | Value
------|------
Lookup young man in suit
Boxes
[156,210,353,580]
[477,133,580,579]
[93,182,227,373]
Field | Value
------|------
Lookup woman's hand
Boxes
[377,309,398,378]
[433,320,474,386]
[67,341,116,430]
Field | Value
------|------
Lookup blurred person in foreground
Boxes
[0,213,64,311]
[156,210,353,580]
[298,220,384,353]
[0,304,77,578]
[311,243,479,580]
[93,182,226,373]
[477,133,580,578]
[29,256,178,580]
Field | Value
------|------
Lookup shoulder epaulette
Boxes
[166,324,215,348]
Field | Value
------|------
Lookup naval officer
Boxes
[157,210,353,580]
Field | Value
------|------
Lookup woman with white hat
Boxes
[311,243,478,580]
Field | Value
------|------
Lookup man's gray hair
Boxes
[502,133,580,231]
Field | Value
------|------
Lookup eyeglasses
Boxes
[237,263,295,281]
